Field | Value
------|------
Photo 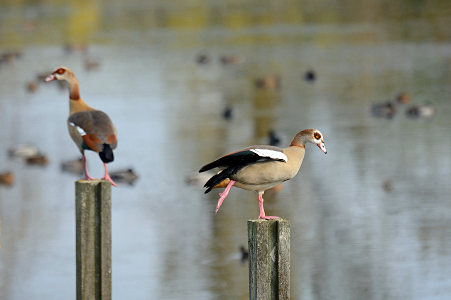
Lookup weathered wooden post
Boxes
[248,219,290,300]
[75,180,112,300]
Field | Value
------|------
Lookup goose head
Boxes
[291,129,327,154]
[45,67,74,82]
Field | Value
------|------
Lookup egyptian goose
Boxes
[45,67,118,186]
[199,129,327,219]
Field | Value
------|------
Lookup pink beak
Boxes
[318,142,327,154]
[44,74,56,82]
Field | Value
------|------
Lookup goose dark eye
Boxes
[56,68,65,75]
[314,132,321,140]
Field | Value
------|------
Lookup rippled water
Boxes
[1,1,451,299]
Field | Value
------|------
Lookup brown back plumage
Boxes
[69,110,117,152]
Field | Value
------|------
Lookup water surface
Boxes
[1,1,451,299]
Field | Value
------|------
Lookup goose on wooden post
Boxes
[199,129,326,219]
[45,67,118,187]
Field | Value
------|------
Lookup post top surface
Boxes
[248,219,290,224]
[76,179,111,185]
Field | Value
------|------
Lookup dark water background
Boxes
[1,1,451,299]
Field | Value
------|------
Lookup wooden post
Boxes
[248,219,290,300]
[75,180,112,300]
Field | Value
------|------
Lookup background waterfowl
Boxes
[0,171,14,186]
[25,154,49,166]
[45,67,118,186]
[267,129,281,146]
[84,57,100,71]
[219,55,243,65]
[371,101,397,119]
[304,69,316,83]
[199,129,327,219]
[60,158,84,175]
[110,168,138,185]
[195,51,210,64]
[406,104,436,119]
[396,92,411,104]
[254,75,281,89]
[222,105,233,121]
[26,81,38,93]
[8,144,39,158]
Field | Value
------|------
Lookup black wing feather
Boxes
[199,150,262,173]
[203,167,239,193]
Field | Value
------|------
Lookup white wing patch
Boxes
[250,148,288,162]
[69,122,87,136]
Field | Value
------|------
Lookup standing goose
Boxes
[45,67,118,187]
[199,129,326,219]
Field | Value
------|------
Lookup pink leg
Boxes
[101,163,118,187]
[82,154,97,180]
[258,192,279,220]
[216,180,236,213]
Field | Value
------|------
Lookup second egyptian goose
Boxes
[199,129,327,219]
[45,67,118,186]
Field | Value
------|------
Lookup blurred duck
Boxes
[371,101,396,119]
[383,179,393,193]
[45,67,118,186]
[196,52,210,64]
[110,168,138,185]
[61,158,84,175]
[0,51,22,64]
[26,154,49,166]
[304,69,316,83]
[396,92,411,104]
[240,245,249,263]
[406,104,436,119]
[0,172,14,186]
[8,144,39,158]
[26,81,38,93]
[254,75,281,89]
[268,130,281,146]
[84,57,100,71]
[222,105,233,121]
[219,55,243,65]
[63,43,88,54]
[199,129,327,219]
